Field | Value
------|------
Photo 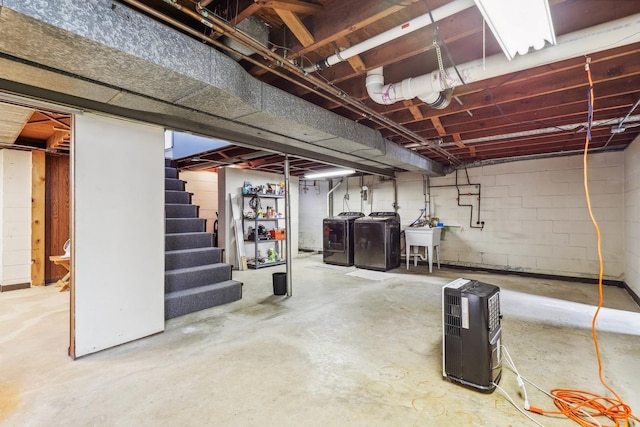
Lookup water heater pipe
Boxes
[366,13,640,107]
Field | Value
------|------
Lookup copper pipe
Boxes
[197,0,215,10]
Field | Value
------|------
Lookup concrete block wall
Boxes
[179,170,218,235]
[0,149,32,286]
[310,152,625,281]
[624,136,640,297]
[400,151,625,281]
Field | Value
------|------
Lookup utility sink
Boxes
[404,227,442,273]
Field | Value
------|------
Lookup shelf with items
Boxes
[242,192,287,269]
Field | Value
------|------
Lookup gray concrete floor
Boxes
[1,253,639,426]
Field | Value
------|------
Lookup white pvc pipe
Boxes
[367,13,640,106]
[326,178,343,217]
[303,0,475,73]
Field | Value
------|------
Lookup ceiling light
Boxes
[474,0,556,61]
[304,168,355,179]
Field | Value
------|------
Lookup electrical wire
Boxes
[499,345,603,427]
[523,59,638,427]
[493,383,546,427]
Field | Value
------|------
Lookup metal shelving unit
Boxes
[242,193,287,269]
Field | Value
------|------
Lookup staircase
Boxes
[164,161,242,319]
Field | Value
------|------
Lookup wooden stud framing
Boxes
[31,150,46,286]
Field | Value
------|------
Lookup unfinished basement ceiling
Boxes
[122,0,640,175]
[0,101,71,152]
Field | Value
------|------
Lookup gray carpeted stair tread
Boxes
[165,247,222,269]
[165,167,178,179]
[165,190,191,204]
[165,232,213,250]
[165,178,185,191]
[164,280,243,319]
[165,263,232,292]
[165,203,198,218]
[165,218,206,233]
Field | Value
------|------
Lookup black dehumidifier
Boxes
[442,278,502,392]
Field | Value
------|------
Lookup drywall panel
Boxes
[298,179,329,251]
[73,113,164,357]
[297,174,396,254]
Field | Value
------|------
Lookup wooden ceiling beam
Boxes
[365,52,640,140]
[445,130,623,160]
[46,130,69,150]
[258,0,323,15]
[275,8,315,47]
[286,0,429,58]
[230,2,263,25]
[378,82,640,141]
[441,96,640,140]
[452,133,465,149]
[430,115,445,135]
[377,78,640,143]
[435,45,640,117]
[468,145,476,157]
[317,40,640,122]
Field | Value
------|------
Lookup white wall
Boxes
[297,176,400,251]
[0,149,32,286]
[179,170,218,235]
[298,179,328,251]
[73,113,165,358]
[624,135,640,297]
[322,152,625,281]
[218,167,298,268]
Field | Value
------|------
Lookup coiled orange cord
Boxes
[530,58,637,427]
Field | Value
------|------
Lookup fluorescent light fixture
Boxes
[474,0,556,61]
[304,168,355,179]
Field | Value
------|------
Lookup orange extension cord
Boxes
[528,60,638,427]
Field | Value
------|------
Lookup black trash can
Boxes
[272,272,287,295]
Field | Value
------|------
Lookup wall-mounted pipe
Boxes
[327,178,343,217]
[367,13,640,107]
[360,174,364,213]
[303,0,475,73]
[429,169,484,230]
